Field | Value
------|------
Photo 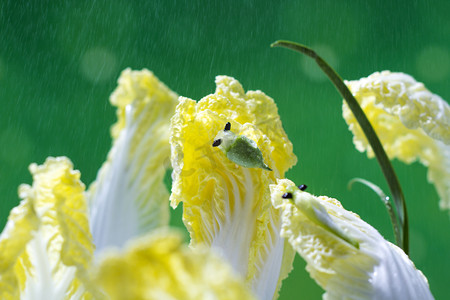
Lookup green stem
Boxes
[348,178,402,246]
[272,40,409,254]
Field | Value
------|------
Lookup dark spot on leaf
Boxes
[282,192,293,199]
[298,184,307,191]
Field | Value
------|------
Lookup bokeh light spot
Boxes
[80,47,118,83]
[415,46,450,82]
[409,229,427,265]
[0,128,33,167]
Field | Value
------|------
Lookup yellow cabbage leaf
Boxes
[170,76,297,300]
[87,69,179,253]
[343,71,450,213]
[0,157,98,300]
[95,230,255,300]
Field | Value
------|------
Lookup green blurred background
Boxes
[1,0,449,298]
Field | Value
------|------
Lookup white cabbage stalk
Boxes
[170,76,297,300]
[271,178,434,300]
[87,68,178,253]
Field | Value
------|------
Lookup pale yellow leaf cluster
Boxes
[0,156,255,300]
[343,71,450,212]
[0,157,97,299]
[95,230,255,300]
